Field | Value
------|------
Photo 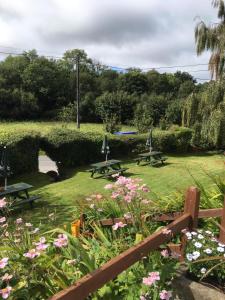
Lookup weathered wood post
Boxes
[179,186,200,260]
[219,196,225,243]
[184,186,200,230]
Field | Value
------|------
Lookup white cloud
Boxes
[0,0,218,80]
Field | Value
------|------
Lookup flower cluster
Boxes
[185,229,225,281]
[141,271,172,300]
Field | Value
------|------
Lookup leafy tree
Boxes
[195,0,225,79]
[166,99,183,125]
[119,71,149,95]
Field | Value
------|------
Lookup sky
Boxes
[0,0,219,81]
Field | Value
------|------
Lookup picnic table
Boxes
[89,160,128,178]
[0,182,41,208]
[135,151,167,166]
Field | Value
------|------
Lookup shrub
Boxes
[41,127,192,169]
[0,130,39,175]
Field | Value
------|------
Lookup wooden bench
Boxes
[11,195,41,208]
[102,168,128,178]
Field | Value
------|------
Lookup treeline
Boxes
[0,48,202,126]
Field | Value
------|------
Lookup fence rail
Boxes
[50,187,225,300]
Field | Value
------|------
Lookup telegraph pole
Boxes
[76,55,80,129]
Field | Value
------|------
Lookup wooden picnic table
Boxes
[135,151,167,166]
[0,182,40,208]
[89,160,127,178]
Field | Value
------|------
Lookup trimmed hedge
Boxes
[0,131,39,175]
[41,127,192,168]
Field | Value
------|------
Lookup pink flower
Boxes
[0,286,12,299]
[54,234,68,248]
[112,222,127,231]
[104,184,113,189]
[139,184,150,193]
[15,218,23,225]
[162,228,172,235]
[1,273,13,282]
[171,251,181,259]
[0,217,6,223]
[23,249,40,259]
[35,238,49,251]
[124,212,132,219]
[96,194,103,200]
[159,290,172,300]
[111,192,120,199]
[143,271,160,286]
[161,249,169,257]
[140,296,147,300]
[0,258,8,269]
[181,228,188,233]
[0,198,7,208]
[124,195,132,203]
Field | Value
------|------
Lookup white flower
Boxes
[89,204,95,209]
[191,231,197,236]
[197,229,203,233]
[204,248,212,254]
[218,243,225,248]
[186,253,193,261]
[197,234,204,240]
[186,232,192,239]
[192,251,200,260]
[200,268,206,274]
[205,230,212,235]
[194,242,202,248]
[211,237,217,242]
[217,247,224,253]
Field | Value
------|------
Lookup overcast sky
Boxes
[0,0,219,81]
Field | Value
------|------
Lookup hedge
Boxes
[0,130,39,175]
[41,127,192,168]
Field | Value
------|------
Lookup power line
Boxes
[0,46,213,77]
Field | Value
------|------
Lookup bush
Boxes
[41,127,193,169]
[0,130,40,175]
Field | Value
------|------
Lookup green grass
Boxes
[8,152,225,229]
[0,121,134,135]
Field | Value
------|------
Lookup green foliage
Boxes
[119,70,149,95]
[182,81,225,149]
[0,130,39,175]
[195,0,225,79]
[165,100,183,125]
[134,103,153,133]
[57,103,76,124]
[96,91,136,132]
[41,127,192,170]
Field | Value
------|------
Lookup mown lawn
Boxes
[0,121,133,135]
[8,152,225,230]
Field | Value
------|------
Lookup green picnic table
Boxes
[89,160,128,178]
[135,151,168,166]
[0,182,41,208]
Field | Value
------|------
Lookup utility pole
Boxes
[76,55,80,129]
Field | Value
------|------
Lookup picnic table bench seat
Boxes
[135,151,168,167]
[11,195,41,208]
[88,160,128,178]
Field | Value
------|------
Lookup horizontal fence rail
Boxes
[99,208,223,226]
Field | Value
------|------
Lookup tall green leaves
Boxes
[195,0,225,79]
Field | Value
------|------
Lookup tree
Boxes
[119,70,149,95]
[195,0,225,79]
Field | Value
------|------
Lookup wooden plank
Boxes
[183,186,200,229]
[219,196,225,243]
[50,213,191,300]
[99,208,223,226]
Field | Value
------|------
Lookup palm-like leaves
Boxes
[195,0,225,79]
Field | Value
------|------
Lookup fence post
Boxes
[179,187,200,260]
[219,196,225,243]
[184,186,200,230]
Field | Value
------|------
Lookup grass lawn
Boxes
[8,152,225,230]
[0,121,134,135]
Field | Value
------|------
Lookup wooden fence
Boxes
[50,187,225,300]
